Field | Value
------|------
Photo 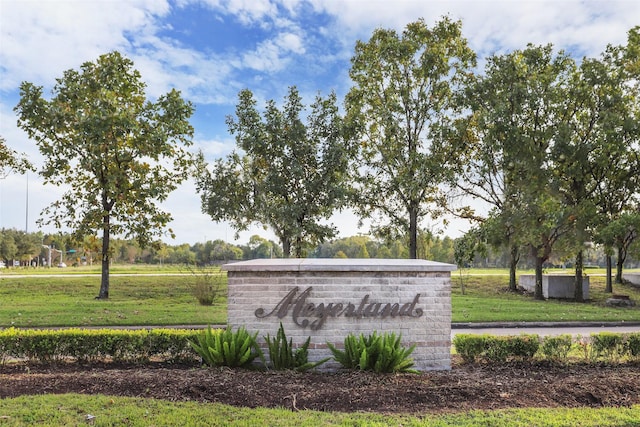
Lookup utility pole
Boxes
[25,173,29,232]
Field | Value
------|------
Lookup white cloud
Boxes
[3,0,639,245]
[195,136,236,160]
[310,0,639,59]
[241,31,305,71]
[0,0,170,91]
[183,0,279,26]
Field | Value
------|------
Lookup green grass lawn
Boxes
[0,273,226,327]
[451,271,640,322]
[0,394,637,426]
[1,266,639,327]
[2,266,640,426]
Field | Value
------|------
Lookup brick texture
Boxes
[225,260,453,371]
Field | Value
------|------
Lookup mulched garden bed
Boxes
[2,360,639,414]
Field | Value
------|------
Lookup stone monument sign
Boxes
[223,258,455,371]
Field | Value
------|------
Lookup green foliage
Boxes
[591,332,626,362]
[507,334,541,359]
[626,333,640,359]
[327,331,417,373]
[190,325,262,368]
[196,86,354,258]
[0,327,199,364]
[453,334,541,363]
[346,17,476,258]
[264,323,328,371]
[0,135,33,179]
[539,335,573,363]
[452,334,487,363]
[484,336,513,363]
[14,51,195,299]
[454,334,539,364]
[456,332,640,365]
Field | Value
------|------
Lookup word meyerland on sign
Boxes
[254,286,423,330]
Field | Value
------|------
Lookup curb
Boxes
[451,321,640,329]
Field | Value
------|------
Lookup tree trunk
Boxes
[294,236,303,258]
[615,244,625,284]
[508,244,519,292]
[97,214,110,299]
[534,256,544,301]
[605,254,613,293]
[574,250,584,302]
[409,206,418,259]
[282,238,291,258]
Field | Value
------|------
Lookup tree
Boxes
[15,51,194,299]
[597,211,640,288]
[551,33,640,300]
[345,17,476,259]
[455,45,577,297]
[0,230,18,265]
[196,87,354,257]
[590,27,640,292]
[472,45,576,299]
[241,235,282,259]
[0,136,33,179]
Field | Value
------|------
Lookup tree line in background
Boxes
[3,18,639,300]
[2,228,638,273]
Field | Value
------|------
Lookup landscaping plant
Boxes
[264,323,328,371]
[327,331,417,373]
[591,332,626,362]
[190,325,262,368]
[540,334,573,363]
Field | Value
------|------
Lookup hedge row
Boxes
[0,328,202,364]
[3,328,639,367]
[453,332,640,364]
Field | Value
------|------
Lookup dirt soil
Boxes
[1,361,639,414]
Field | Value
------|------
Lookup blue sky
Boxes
[1,0,639,246]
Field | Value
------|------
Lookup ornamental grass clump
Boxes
[264,323,328,371]
[327,331,417,373]
[185,265,225,306]
[190,325,262,368]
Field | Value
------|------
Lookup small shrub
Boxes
[190,325,262,368]
[540,334,573,363]
[454,334,540,364]
[507,334,540,360]
[328,331,417,373]
[485,336,511,363]
[264,323,328,371]
[453,334,487,364]
[591,332,625,363]
[626,333,640,360]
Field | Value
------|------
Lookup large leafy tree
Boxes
[15,51,194,299]
[345,17,475,259]
[469,45,576,299]
[454,45,575,296]
[597,211,640,287]
[552,46,640,300]
[589,27,640,292]
[196,87,354,257]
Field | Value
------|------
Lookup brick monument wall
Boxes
[223,258,455,371]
